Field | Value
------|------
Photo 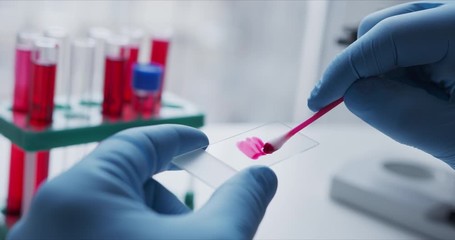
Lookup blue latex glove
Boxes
[308,2,455,168]
[7,125,277,239]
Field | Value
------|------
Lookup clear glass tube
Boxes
[88,27,111,103]
[69,38,96,105]
[44,27,69,108]
[102,36,129,117]
[120,26,144,47]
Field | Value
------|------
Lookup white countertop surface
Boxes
[1,119,453,239]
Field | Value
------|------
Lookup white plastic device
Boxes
[331,158,455,240]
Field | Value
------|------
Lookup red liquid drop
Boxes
[236,137,267,160]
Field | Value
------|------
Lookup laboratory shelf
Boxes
[0,93,204,151]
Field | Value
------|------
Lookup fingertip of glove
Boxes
[307,88,322,112]
[307,99,320,112]
[174,124,209,145]
[249,166,278,198]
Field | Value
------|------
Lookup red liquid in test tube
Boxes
[29,63,57,125]
[7,33,50,214]
[103,57,126,117]
[7,32,35,214]
[13,49,32,112]
[150,38,170,111]
[124,46,139,102]
[13,53,32,111]
[13,31,39,112]
[7,115,52,214]
[7,144,25,214]
[102,37,129,117]
[121,28,143,103]
[29,38,58,196]
[7,38,58,215]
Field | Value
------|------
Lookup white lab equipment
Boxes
[331,158,455,240]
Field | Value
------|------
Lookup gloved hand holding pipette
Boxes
[308,1,455,169]
[7,125,277,239]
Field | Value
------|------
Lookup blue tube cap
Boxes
[132,63,163,91]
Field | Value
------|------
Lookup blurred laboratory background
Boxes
[5,1,443,239]
[0,0,410,123]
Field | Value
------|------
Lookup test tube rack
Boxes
[0,93,204,229]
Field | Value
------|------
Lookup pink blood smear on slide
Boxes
[236,137,267,160]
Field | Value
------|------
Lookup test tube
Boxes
[7,140,25,214]
[8,31,39,214]
[69,38,96,106]
[102,36,129,117]
[35,150,50,191]
[29,38,58,125]
[30,38,58,202]
[44,27,69,108]
[132,63,162,117]
[121,28,144,103]
[13,31,40,112]
[88,27,111,104]
[150,37,170,112]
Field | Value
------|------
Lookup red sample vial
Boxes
[29,38,58,125]
[13,31,39,112]
[132,63,162,117]
[150,37,170,111]
[121,28,143,103]
[102,36,129,117]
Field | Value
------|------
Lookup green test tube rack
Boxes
[0,93,204,231]
[0,93,204,151]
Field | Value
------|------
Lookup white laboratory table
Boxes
[1,119,453,239]
[174,121,452,239]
